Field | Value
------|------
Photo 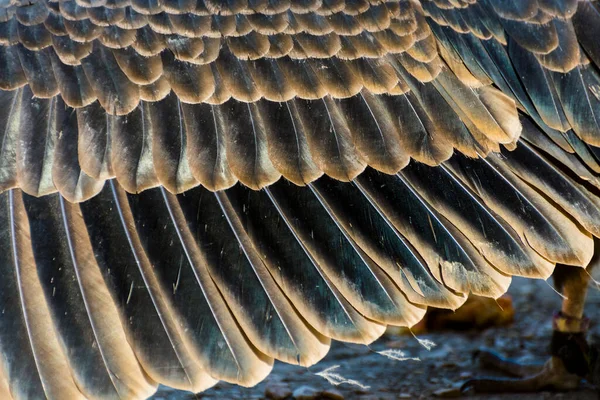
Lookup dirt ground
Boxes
[151,276,600,399]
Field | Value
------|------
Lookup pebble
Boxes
[427,346,452,360]
[459,371,472,379]
[265,382,292,400]
[398,393,412,399]
[321,388,344,400]
[356,395,379,400]
[292,385,320,400]
[432,387,462,398]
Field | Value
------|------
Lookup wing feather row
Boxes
[0,82,521,200]
[1,129,599,397]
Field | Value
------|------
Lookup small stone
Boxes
[292,385,320,400]
[459,371,472,379]
[265,382,292,400]
[432,387,462,398]
[321,388,344,400]
[356,395,379,400]
[269,374,284,383]
[398,393,412,399]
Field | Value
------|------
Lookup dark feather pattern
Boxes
[2,1,600,398]
[0,138,599,396]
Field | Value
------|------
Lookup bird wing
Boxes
[0,0,563,199]
[1,0,600,398]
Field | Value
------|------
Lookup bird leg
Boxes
[461,265,596,394]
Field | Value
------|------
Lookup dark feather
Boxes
[15,90,60,197]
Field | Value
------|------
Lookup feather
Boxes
[289,0,321,14]
[51,35,93,65]
[535,18,579,73]
[308,175,463,310]
[336,90,409,174]
[179,102,236,191]
[218,99,281,189]
[338,31,387,60]
[210,14,236,36]
[194,37,221,64]
[264,179,389,340]
[76,101,113,180]
[125,186,274,385]
[265,33,293,58]
[205,63,231,104]
[16,45,58,98]
[98,25,137,49]
[215,47,262,102]
[139,76,172,102]
[248,13,289,35]
[20,192,154,398]
[161,51,215,103]
[0,88,21,192]
[0,18,19,46]
[290,32,341,59]
[112,46,163,85]
[256,99,322,185]
[572,0,600,68]
[163,0,197,14]
[144,93,198,193]
[488,0,538,21]
[16,23,52,51]
[131,0,163,16]
[382,92,454,166]
[326,11,363,35]
[292,96,366,181]
[15,91,59,197]
[204,0,248,15]
[433,69,520,145]
[306,57,362,98]
[293,12,333,35]
[433,23,573,152]
[86,6,126,27]
[350,58,400,94]
[63,18,103,42]
[552,64,600,146]
[15,1,49,26]
[508,38,570,132]
[132,25,166,56]
[181,188,331,365]
[58,1,88,22]
[78,184,208,391]
[500,17,558,55]
[519,116,600,186]
[276,57,327,99]
[246,58,295,102]
[165,35,205,61]
[109,102,159,193]
[494,142,600,238]
[0,190,85,399]
[168,13,210,37]
[0,45,26,90]
[49,52,97,108]
[51,106,105,203]
[227,31,271,60]
[446,153,594,267]
[400,162,554,279]
[355,169,511,298]
[80,42,140,115]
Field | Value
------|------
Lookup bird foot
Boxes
[458,312,599,395]
[460,351,581,394]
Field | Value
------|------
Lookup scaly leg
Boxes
[461,265,595,394]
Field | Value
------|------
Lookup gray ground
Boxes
[152,276,600,399]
